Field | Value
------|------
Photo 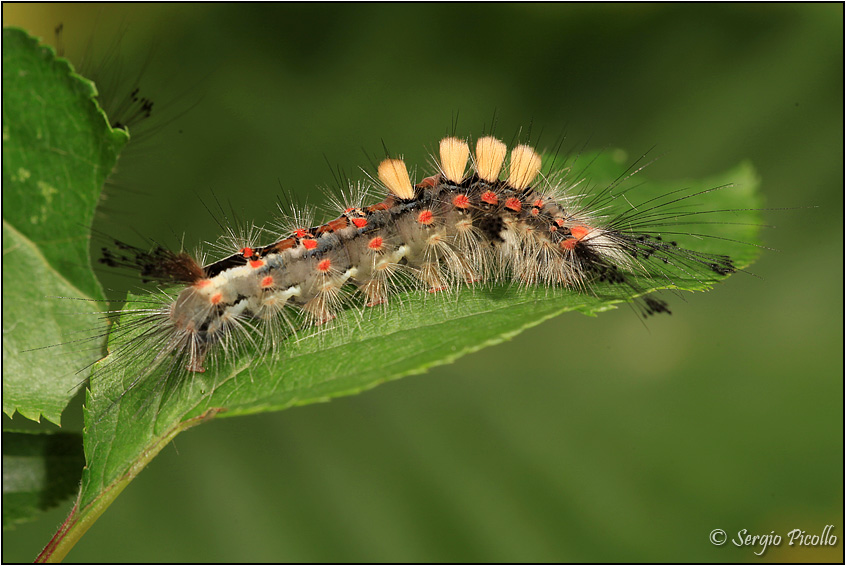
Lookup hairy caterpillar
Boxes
[6,6,841,566]
[94,134,741,399]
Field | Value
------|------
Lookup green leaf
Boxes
[2,431,85,530]
[2,28,128,424]
[77,157,761,517]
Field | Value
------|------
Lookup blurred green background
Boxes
[3,3,842,562]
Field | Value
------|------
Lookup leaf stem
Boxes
[35,408,223,563]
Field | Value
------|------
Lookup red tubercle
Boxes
[554,218,565,227]
[561,225,591,250]
[505,197,522,212]
[453,194,470,209]
[368,236,383,250]
[481,191,498,205]
[195,279,212,288]
[317,259,332,272]
[240,247,254,258]
[249,259,265,268]
[533,199,545,208]
[294,228,308,239]
[417,210,434,225]
[571,225,591,240]
[352,217,368,228]
[210,293,223,304]
[302,238,318,250]
[260,275,274,288]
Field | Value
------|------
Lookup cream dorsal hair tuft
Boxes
[439,137,470,184]
[474,136,507,182]
[508,145,542,190]
[377,158,414,199]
